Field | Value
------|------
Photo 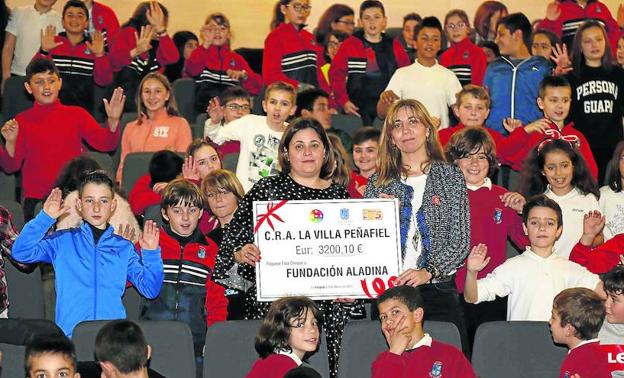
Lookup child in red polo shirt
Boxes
[550,287,612,378]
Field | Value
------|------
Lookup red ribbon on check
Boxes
[254,200,288,233]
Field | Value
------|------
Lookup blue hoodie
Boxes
[483,55,552,134]
[12,211,163,336]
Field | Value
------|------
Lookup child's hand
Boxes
[116,223,136,242]
[103,87,126,131]
[152,182,168,194]
[343,101,361,117]
[502,118,523,133]
[40,25,63,52]
[355,181,366,196]
[207,97,224,125]
[182,156,200,181]
[133,25,155,56]
[86,30,105,58]
[581,210,605,246]
[226,69,248,81]
[383,315,412,355]
[524,118,551,134]
[500,192,526,213]
[200,23,215,48]
[139,220,160,250]
[379,90,399,105]
[551,43,572,75]
[545,1,561,21]
[467,243,490,273]
[234,243,261,265]
[1,119,19,143]
[43,188,71,220]
[146,1,166,33]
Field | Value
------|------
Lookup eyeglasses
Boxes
[206,189,232,199]
[288,3,312,13]
[446,22,466,30]
[225,103,251,112]
[335,19,355,27]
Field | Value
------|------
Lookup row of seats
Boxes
[0,317,566,378]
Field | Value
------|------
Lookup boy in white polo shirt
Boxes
[464,195,600,321]
[376,16,461,129]
[2,0,62,87]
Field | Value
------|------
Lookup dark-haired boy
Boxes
[0,58,124,220]
[397,13,421,62]
[372,285,475,378]
[11,171,163,336]
[329,0,410,124]
[33,0,114,111]
[140,178,226,359]
[25,336,79,378]
[296,88,352,152]
[203,86,253,157]
[464,195,600,321]
[598,265,624,345]
[549,288,611,378]
[348,126,379,198]
[377,16,461,129]
[483,12,551,134]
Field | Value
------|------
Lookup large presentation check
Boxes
[253,198,402,301]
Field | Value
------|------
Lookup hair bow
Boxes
[537,129,580,154]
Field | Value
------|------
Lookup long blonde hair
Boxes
[376,99,444,187]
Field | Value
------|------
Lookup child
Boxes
[128,150,183,216]
[295,88,352,152]
[11,171,163,336]
[95,320,155,378]
[372,286,475,378]
[0,58,125,221]
[347,126,379,198]
[531,29,559,60]
[550,288,611,378]
[140,178,227,358]
[1,0,62,84]
[247,296,322,378]
[599,265,624,345]
[464,195,600,321]
[203,86,252,157]
[617,34,624,68]
[439,9,488,86]
[483,13,552,134]
[263,0,331,97]
[25,336,79,378]
[446,127,528,344]
[502,75,598,179]
[164,30,198,83]
[569,210,624,274]
[82,0,120,47]
[116,72,192,183]
[377,16,461,129]
[109,1,178,112]
[519,139,599,258]
[478,40,500,63]
[185,13,262,114]
[204,81,297,192]
[396,13,421,62]
[329,0,410,124]
[599,142,624,240]
[34,0,113,112]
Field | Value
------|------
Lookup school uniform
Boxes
[559,339,612,378]
[439,37,488,86]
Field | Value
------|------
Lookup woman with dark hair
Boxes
[163,30,198,83]
[364,99,471,353]
[473,1,508,42]
[553,20,624,182]
[215,118,356,377]
[314,4,355,44]
[109,1,179,112]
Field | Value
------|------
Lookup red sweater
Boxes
[246,354,298,378]
[537,0,620,54]
[455,184,529,292]
[128,174,161,216]
[262,23,330,95]
[438,123,505,149]
[371,339,476,378]
[569,234,624,274]
[109,26,179,72]
[559,340,612,378]
[347,170,368,199]
[0,101,119,199]
[91,1,120,47]
[439,37,488,86]
[329,31,410,107]
[500,122,598,179]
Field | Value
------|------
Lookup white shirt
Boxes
[599,320,624,345]
[204,114,283,192]
[406,333,433,351]
[545,187,600,259]
[402,174,427,271]
[276,349,302,366]
[5,5,62,76]
[476,247,599,321]
[384,60,462,130]
[599,185,624,241]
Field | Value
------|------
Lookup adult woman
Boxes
[364,99,470,351]
[314,4,355,45]
[214,118,353,377]
[202,169,246,319]
[473,1,508,42]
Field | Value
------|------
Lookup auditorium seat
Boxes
[73,320,195,378]
[4,259,44,319]
[0,171,16,201]
[1,76,33,120]
[203,319,330,378]
[471,321,567,378]
[82,151,115,179]
[337,320,462,378]
[172,78,197,124]
[122,286,144,321]
[110,112,139,174]
[0,199,24,230]
[143,204,164,228]
[332,114,363,138]
[121,151,155,192]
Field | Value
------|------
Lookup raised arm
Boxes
[127,220,163,298]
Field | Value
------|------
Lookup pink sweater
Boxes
[116,109,192,182]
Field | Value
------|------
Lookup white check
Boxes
[253,198,402,301]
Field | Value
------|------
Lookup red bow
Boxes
[537,129,580,154]
[254,200,288,233]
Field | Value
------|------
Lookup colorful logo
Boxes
[430,361,443,377]
[309,209,324,223]
[197,247,206,259]
[340,208,349,220]
[493,208,503,224]
[363,209,383,220]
